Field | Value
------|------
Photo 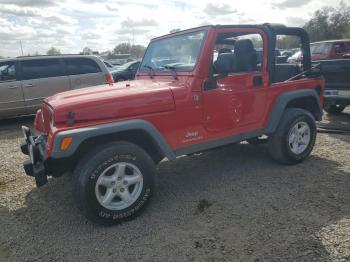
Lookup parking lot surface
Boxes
[0,111,350,262]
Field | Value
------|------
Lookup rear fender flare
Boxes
[265,89,322,133]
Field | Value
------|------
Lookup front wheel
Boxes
[74,141,155,225]
[267,108,317,165]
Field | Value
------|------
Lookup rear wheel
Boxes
[267,108,317,165]
[74,141,155,225]
[324,104,345,115]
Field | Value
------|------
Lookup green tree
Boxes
[277,36,301,49]
[342,24,350,38]
[113,43,132,54]
[46,47,61,55]
[113,43,146,58]
[303,1,350,42]
[82,47,93,55]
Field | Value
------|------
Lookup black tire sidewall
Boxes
[75,142,155,224]
[282,111,316,162]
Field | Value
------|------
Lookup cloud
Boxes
[115,1,157,9]
[121,18,158,27]
[105,4,118,12]
[0,5,41,17]
[203,3,237,17]
[116,27,150,35]
[0,0,61,7]
[171,1,193,10]
[273,0,313,9]
[285,16,307,26]
[0,0,344,58]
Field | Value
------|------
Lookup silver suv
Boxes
[0,55,113,119]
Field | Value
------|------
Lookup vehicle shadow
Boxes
[320,109,350,143]
[0,115,34,131]
[1,143,349,261]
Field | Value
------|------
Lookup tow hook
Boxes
[33,164,48,187]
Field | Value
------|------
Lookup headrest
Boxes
[234,39,255,54]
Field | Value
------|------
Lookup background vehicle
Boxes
[311,40,350,60]
[103,61,116,69]
[280,50,294,58]
[110,60,140,82]
[287,50,303,63]
[21,24,323,225]
[256,48,281,63]
[314,58,350,114]
[0,55,113,119]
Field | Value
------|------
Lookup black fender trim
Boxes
[51,119,176,160]
[265,89,322,133]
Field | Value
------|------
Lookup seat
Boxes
[213,53,236,74]
[233,39,258,73]
[218,48,232,54]
[274,64,301,82]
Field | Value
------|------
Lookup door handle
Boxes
[24,83,34,88]
[8,85,19,89]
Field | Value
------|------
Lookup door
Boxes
[203,29,268,133]
[20,58,70,113]
[0,60,25,118]
[63,57,105,89]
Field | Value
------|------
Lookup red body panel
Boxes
[37,26,324,157]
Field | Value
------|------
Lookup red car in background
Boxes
[311,39,350,60]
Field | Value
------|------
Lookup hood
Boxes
[45,80,175,124]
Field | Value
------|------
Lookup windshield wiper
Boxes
[143,64,154,79]
[163,64,178,80]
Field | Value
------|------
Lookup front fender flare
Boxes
[51,120,176,160]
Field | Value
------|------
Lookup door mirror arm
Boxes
[203,73,228,91]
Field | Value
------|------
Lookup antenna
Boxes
[20,40,24,56]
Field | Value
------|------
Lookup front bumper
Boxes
[21,126,48,187]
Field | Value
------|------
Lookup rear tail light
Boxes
[105,73,114,85]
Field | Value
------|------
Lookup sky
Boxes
[0,0,348,57]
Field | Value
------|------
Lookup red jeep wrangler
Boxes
[21,24,324,225]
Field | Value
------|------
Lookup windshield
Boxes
[140,30,206,72]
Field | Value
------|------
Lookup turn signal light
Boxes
[60,137,73,151]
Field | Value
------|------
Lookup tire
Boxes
[324,104,345,115]
[267,108,317,165]
[74,141,155,225]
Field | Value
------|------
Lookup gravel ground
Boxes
[0,110,350,262]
